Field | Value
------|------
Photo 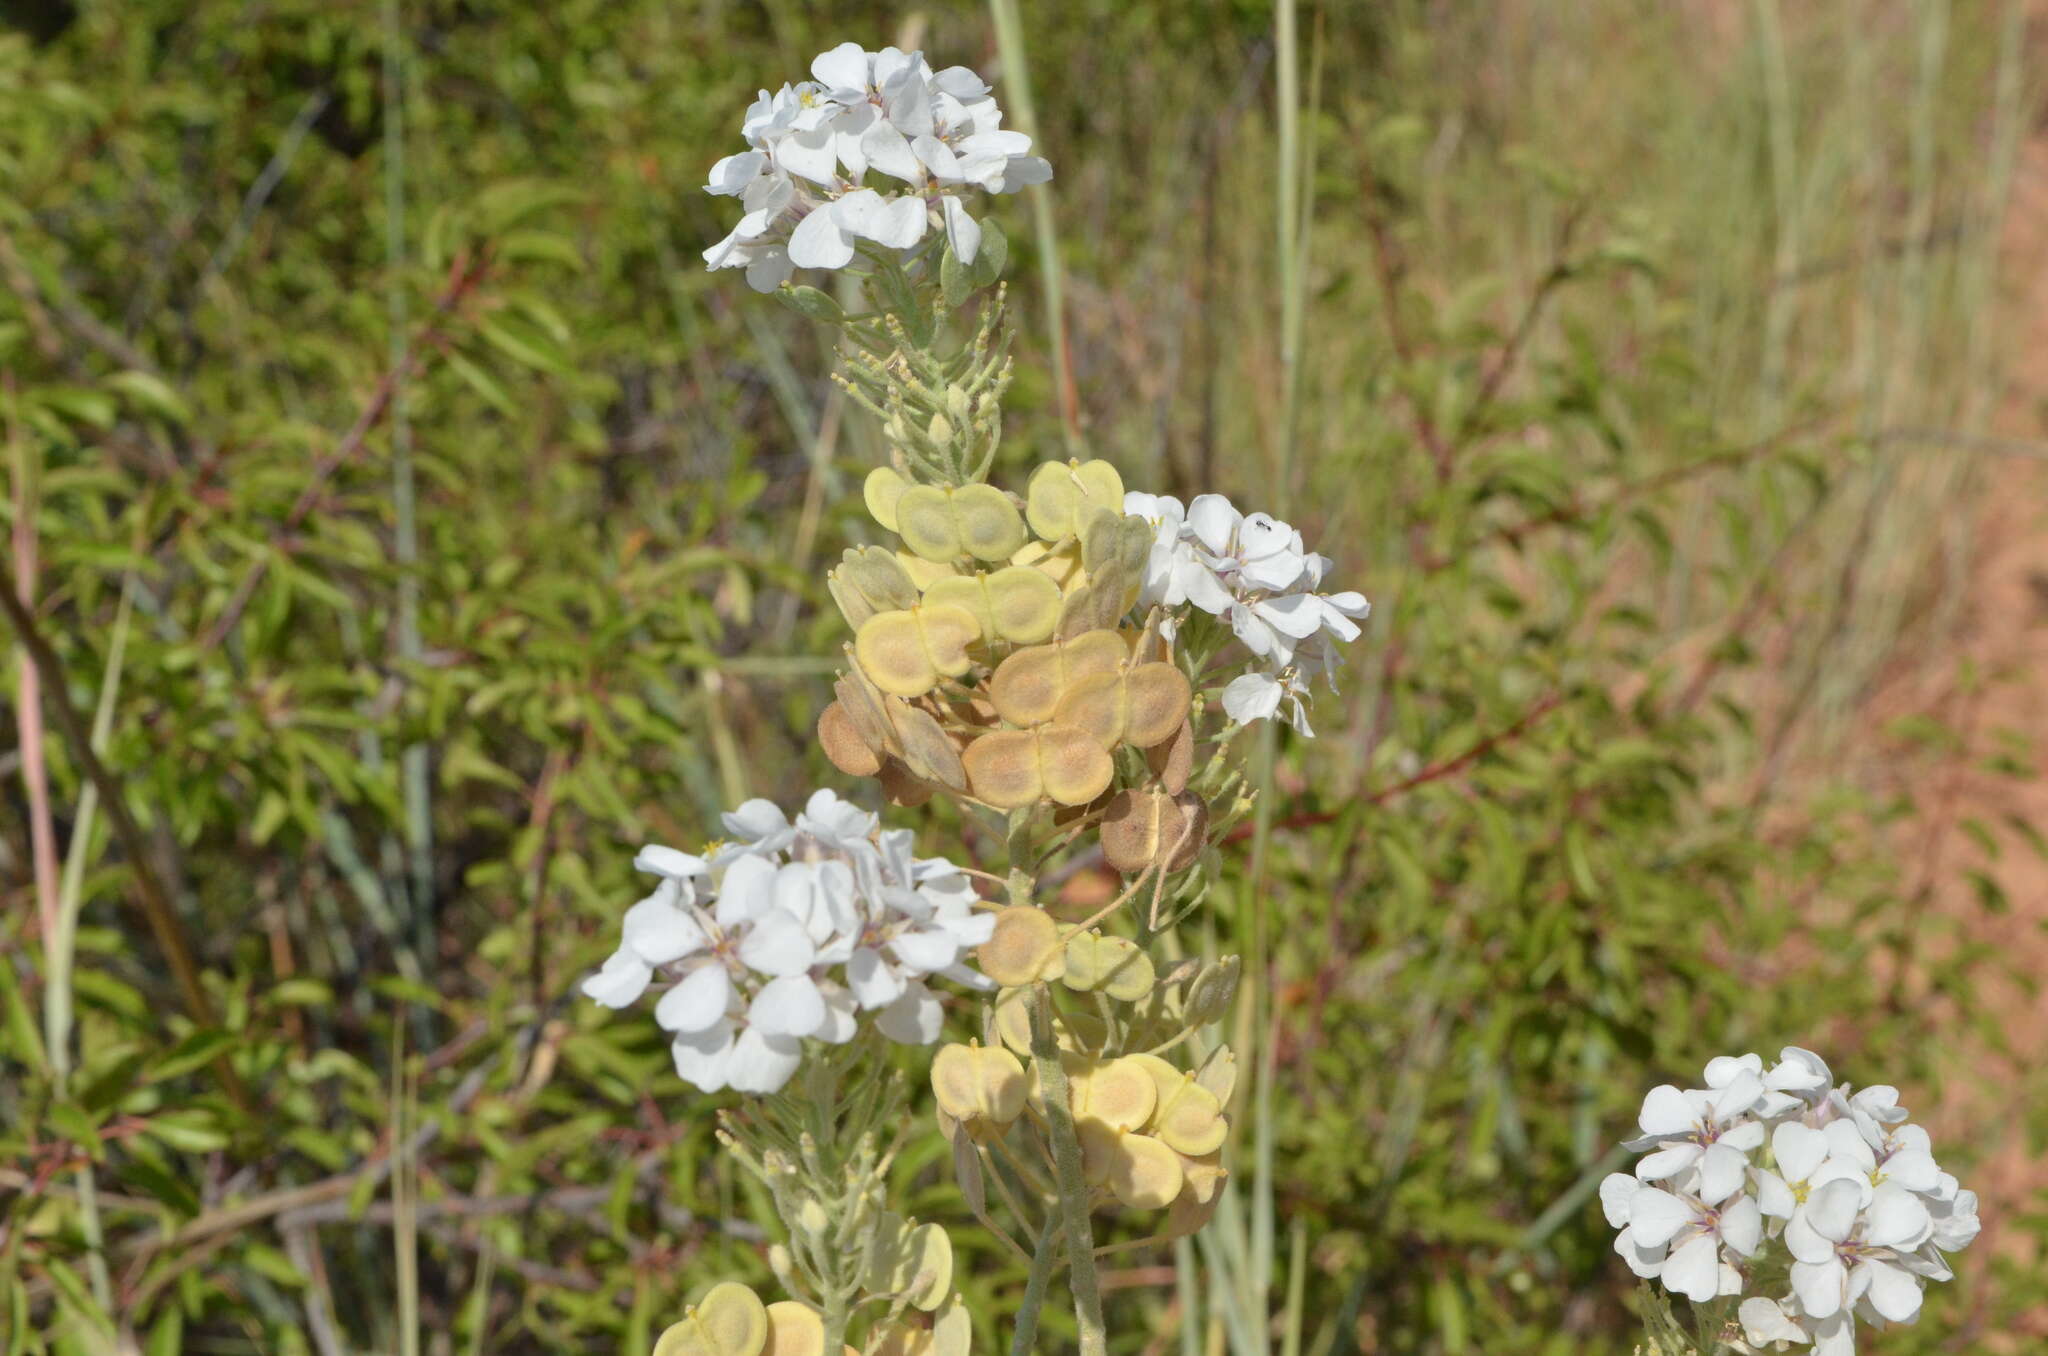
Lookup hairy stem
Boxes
[1009,1213,1063,1356]
[1030,984,1107,1356]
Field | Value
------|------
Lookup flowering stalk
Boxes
[586,38,1369,1354]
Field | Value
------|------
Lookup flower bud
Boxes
[927,412,954,446]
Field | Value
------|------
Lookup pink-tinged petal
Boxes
[1720,1194,1763,1257]
[1625,1186,1695,1249]
[1661,1232,1722,1303]
[1637,1084,1697,1137]
[581,950,651,1008]
[654,964,731,1033]
[750,975,827,1037]
[1792,1257,1847,1319]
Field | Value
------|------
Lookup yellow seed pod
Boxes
[929,1296,970,1356]
[887,702,967,792]
[923,566,1062,648]
[868,1327,931,1356]
[1076,1115,1121,1185]
[1151,1075,1229,1156]
[896,484,1027,563]
[865,466,912,530]
[1025,459,1125,541]
[760,1303,825,1356]
[897,550,963,591]
[1177,1148,1229,1205]
[976,906,1066,986]
[853,605,980,698]
[1054,661,1192,750]
[1108,1131,1185,1209]
[1145,719,1195,794]
[961,725,1113,809]
[863,1214,953,1313]
[1011,537,1087,593]
[653,1282,769,1356]
[1100,788,1209,875]
[1196,1046,1239,1106]
[988,629,1128,726]
[1061,932,1156,1002]
[1078,1056,1158,1131]
[817,702,883,777]
[930,1043,1028,1127]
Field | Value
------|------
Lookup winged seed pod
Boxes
[922,565,1063,647]
[654,1282,770,1356]
[1061,931,1155,1001]
[987,629,1129,725]
[853,604,980,697]
[1053,660,1191,750]
[861,1214,954,1312]
[827,546,921,628]
[960,724,1113,808]
[975,905,1066,986]
[1099,787,1208,874]
[929,1042,1028,1130]
[1025,458,1125,541]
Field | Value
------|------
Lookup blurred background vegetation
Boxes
[2,0,2046,1352]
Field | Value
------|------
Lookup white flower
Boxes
[702,43,1050,292]
[1602,1174,1761,1302]
[1606,1050,1978,1353]
[1123,487,1369,739]
[581,792,995,1094]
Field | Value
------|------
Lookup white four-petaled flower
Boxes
[581,790,994,1094]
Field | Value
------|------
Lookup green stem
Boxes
[1029,985,1107,1356]
[1009,1213,1063,1356]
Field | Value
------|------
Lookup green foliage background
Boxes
[1,1,2043,1353]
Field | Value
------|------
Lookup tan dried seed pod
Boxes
[976,906,1066,986]
[1107,1131,1184,1210]
[888,702,967,792]
[988,629,1127,726]
[853,605,980,698]
[817,702,882,777]
[1145,719,1195,794]
[1100,787,1208,875]
[961,725,1112,809]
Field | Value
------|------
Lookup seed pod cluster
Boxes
[818,458,1208,845]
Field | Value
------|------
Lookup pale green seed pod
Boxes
[1184,957,1242,1031]
[1025,458,1125,541]
[862,1214,953,1313]
[897,484,1027,563]
[1061,931,1156,1002]
[761,1302,826,1356]
[653,1282,769,1356]
[865,466,911,530]
[853,605,980,698]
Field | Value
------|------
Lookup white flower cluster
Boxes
[1601,1049,1980,1355]
[582,790,995,1095]
[1122,491,1369,737]
[702,42,1052,292]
